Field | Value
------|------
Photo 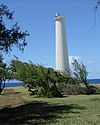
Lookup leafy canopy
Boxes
[0,4,29,53]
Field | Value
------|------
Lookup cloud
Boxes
[69,56,80,64]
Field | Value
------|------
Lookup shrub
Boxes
[86,85,97,95]
[67,78,79,85]
[95,87,100,94]
[37,87,47,97]
[62,84,82,95]
[57,82,66,93]
[50,85,63,97]
[61,84,96,95]
[79,87,87,94]
[36,86,63,98]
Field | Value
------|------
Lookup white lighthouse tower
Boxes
[54,13,69,74]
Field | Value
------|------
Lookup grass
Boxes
[0,86,100,125]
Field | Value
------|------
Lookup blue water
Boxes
[5,82,23,88]
[87,79,100,84]
[2,79,100,88]
[4,80,23,88]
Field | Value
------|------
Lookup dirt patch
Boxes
[0,89,25,109]
[3,89,15,95]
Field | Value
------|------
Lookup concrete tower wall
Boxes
[55,14,69,74]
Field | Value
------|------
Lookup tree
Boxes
[10,59,63,97]
[72,59,96,94]
[72,59,88,87]
[0,4,29,53]
[0,53,11,93]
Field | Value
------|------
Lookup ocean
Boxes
[5,82,23,88]
[87,79,100,84]
[3,79,100,88]
[4,80,23,88]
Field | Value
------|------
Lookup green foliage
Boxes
[78,87,87,94]
[67,77,79,85]
[10,59,63,97]
[72,59,88,85]
[57,76,79,94]
[0,53,12,93]
[71,59,97,94]
[36,87,55,98]
[95,87,100,94]
[86,85,97,95]
[10,58,97,96]
[0,4,29,53]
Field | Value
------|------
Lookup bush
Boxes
[57,82,66,93]
[62,84,82,95]
[86,86,97,95]
[61,84,96,95]
[95,87,100,94]
[79,87,87,94]
[68,78,79,85]
[46,90,54,98]
[50,85,63,97]
[35,86,63,98]
[37,87,47,97]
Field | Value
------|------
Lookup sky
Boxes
[1,0,100,79]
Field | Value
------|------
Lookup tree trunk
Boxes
[0,79,5,93]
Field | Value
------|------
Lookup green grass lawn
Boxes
[23,95,100,125]
[0,86,100,125]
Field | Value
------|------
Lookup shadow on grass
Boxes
[0,101,86,125]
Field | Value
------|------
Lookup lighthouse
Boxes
[54,13,69,74]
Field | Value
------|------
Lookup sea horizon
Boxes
[3,78,100,88]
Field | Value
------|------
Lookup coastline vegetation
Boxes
[8,58,97,97]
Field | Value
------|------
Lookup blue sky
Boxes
[1,0,100,79]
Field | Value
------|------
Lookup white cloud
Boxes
[69,56,80,64]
